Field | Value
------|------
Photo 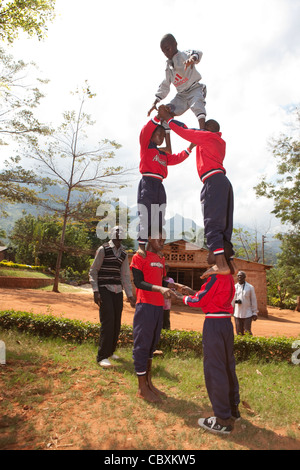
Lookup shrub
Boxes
[268,296,297,310]
[60,266,89,285]
[0,261,47,273]
[0,310,298,363]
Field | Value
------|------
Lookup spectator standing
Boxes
[163,264,174,329]
[233,271,258,335]
[89,226,135,367]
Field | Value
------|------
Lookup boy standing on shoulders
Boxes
[158,104,235,279]
[137,115,194,257]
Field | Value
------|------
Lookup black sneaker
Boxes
[198,416,233,434]
[231,405,241,421]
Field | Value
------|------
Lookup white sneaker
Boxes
[198,416,233,434]
[110,354,120,360]
[98,358,112,368]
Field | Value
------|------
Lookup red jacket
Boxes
[183,274,235,318]
[139,116,191,179]
[130,251,166,306]
[168,119,226,181]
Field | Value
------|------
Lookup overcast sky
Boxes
[7,0,300,237]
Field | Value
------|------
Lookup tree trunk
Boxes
[296,296,300,312]
[52,193,71,293]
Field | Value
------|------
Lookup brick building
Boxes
[128,239,272,317]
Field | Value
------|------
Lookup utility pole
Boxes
[262,235,267,264]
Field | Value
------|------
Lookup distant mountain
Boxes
[1,197,281,265]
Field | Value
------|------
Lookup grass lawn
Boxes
[0,267,53,279]
[0,329,299,451]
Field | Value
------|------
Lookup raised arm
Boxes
[158,105,204,145]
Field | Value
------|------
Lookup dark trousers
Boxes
[234,316,253,335]
[137,176,166,243]
[163,309,170,329]
[97,287,123,362]
[201,173,234,253]
[202,318,240,420]
[133,303,163,374]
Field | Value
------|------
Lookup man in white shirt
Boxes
[233,271,258,335]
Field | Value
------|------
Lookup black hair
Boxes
[205,119,220,132]
[160,33,176,47]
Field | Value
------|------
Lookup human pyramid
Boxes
[130,33,240,435]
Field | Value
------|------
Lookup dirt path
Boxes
[1,286,300,451]
[1,287,300,338]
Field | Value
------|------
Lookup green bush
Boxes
[0,261,47,273]
[60,266,89,285]
[0,310,99,343]
[268,296,297,310]
[0,310,298,363]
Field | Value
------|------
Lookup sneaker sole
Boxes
[198,418,232,434]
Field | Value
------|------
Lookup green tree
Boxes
[10,213,92,273]
[232,227,260,262]
[275,231,300,309]
[0,47,51,146]
[254,108,300,310]
[0,0,56,43]
[77,197,135,253]
[254,109,300,227]
[22,84,132,292]
[0,48,53,215]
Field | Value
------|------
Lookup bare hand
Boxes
[147,103,157,116]
[173,291,184,300]
[128,296,136,308]
[156,286,173,299]
[93,292,101,306]
[181,286,195,295]
[184,57,196,70]
[158,105,173,122]
[172,283,195,295]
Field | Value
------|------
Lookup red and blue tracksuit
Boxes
[138,116,191,243]
[167,118,234,256]
[130,252,166,375]
[183,274,240,421]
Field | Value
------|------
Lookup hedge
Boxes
[0,309,298,363]
[0,261,47,272]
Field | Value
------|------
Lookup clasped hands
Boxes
[157,283,195,300]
